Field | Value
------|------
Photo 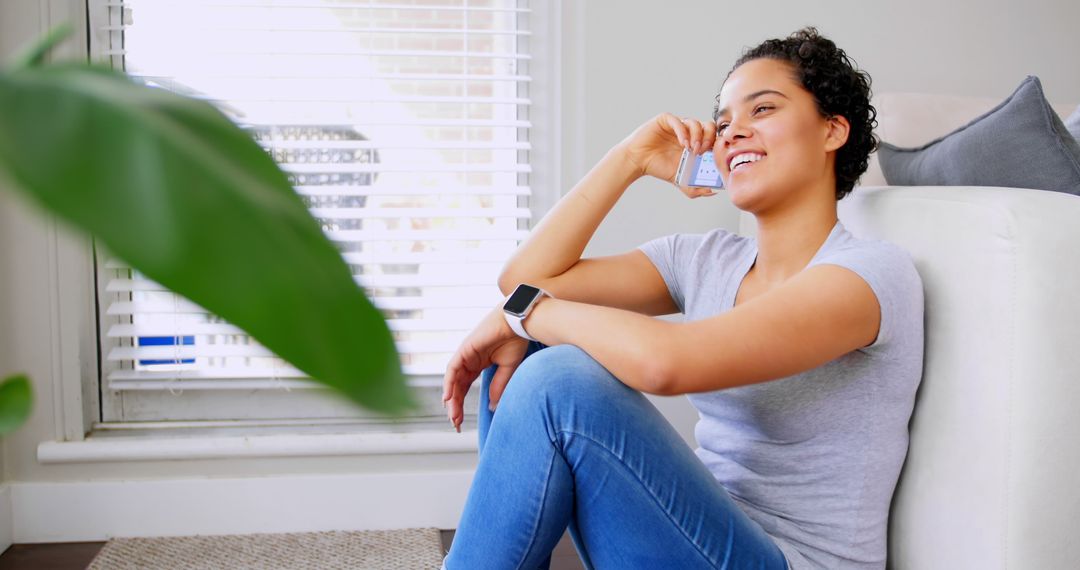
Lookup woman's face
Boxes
[712,58,845,212]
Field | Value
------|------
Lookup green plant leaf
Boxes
[8,23,73,69]
[0,375,33,435]
[0,64,419,416]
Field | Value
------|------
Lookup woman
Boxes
[440,27,923,570]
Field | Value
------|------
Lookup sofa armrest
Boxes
[756,186,1080,569]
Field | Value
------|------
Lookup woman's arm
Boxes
[497,113,718,302]
[444,114,720,428]
[496,146,639,295]
[445,263,880,427]
[520,264,880,397]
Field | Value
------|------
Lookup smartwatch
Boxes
[502,284,552,342]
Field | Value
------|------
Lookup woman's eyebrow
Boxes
[715,89,790,119]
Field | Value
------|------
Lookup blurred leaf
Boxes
[0,64,419,415]
[0,375,32,435]
[8,22,72,69]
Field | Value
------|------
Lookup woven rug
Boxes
[86,527,446,570]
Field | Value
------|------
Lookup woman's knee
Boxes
[503,344,622,403]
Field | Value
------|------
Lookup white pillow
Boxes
[1066,104,1080,140]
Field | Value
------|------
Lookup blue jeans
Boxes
[442,342,790,569]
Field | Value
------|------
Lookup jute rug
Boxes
[86,527,446,570]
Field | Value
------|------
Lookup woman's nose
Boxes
[719,120,750,144]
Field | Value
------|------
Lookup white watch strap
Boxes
[505,313,538,342]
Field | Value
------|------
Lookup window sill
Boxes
[37,428,478,464]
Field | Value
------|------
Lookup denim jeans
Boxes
[442,342,790,570]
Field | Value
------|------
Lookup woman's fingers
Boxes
[448,376,470,433]
[670,117,718,197]
[664,113,714,154]
[662,113,691,149]
[442,357,463,431]
[441,307,526,432]
[441,355,455,404]
[701,120,718,153]
[625,112,719,183]
[683,119,704,154]
[680,185,718,199]
[443,350,480,432]
[441,351,465,407]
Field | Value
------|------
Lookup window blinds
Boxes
[95,0,532,398]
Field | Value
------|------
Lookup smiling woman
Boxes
[717,28,878,202]
[441,27,924,570]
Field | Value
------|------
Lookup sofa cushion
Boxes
[876,77,1080,196]
[861,93,1000,187]
[861,93,1075,188]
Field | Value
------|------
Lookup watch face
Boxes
[504,284,541,316]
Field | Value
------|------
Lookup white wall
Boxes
[1,0,1079,540]
[577,0,1080,258]
[0,0,18,496]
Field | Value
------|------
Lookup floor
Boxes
[0,542,105,570]
[0,529,586,569]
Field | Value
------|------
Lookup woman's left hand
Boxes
[442,305,530,432]
[616,113,719,199]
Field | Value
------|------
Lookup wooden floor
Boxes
[0,530,585,569]
[0,542,105,570]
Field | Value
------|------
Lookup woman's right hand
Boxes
[617,112,719,199]
[442,305,529,433]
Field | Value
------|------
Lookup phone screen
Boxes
[688,151,723,188]
[676,148,724,189]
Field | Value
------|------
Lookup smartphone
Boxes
[675,148,724,189]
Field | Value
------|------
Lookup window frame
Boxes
[67,0,566,439]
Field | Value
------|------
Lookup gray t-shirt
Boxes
[638,220,924,569]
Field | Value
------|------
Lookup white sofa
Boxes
[839,184,1080,569]
[741,93,1080,568]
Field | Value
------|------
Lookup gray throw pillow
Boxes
[1066,104,1080,141]
[878,76,1080,196]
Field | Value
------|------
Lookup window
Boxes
[88,0,537,430]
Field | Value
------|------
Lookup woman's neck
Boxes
[750,203,839,285]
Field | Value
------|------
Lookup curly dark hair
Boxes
[716,27,877,200]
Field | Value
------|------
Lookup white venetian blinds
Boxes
[94,0,532,395]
